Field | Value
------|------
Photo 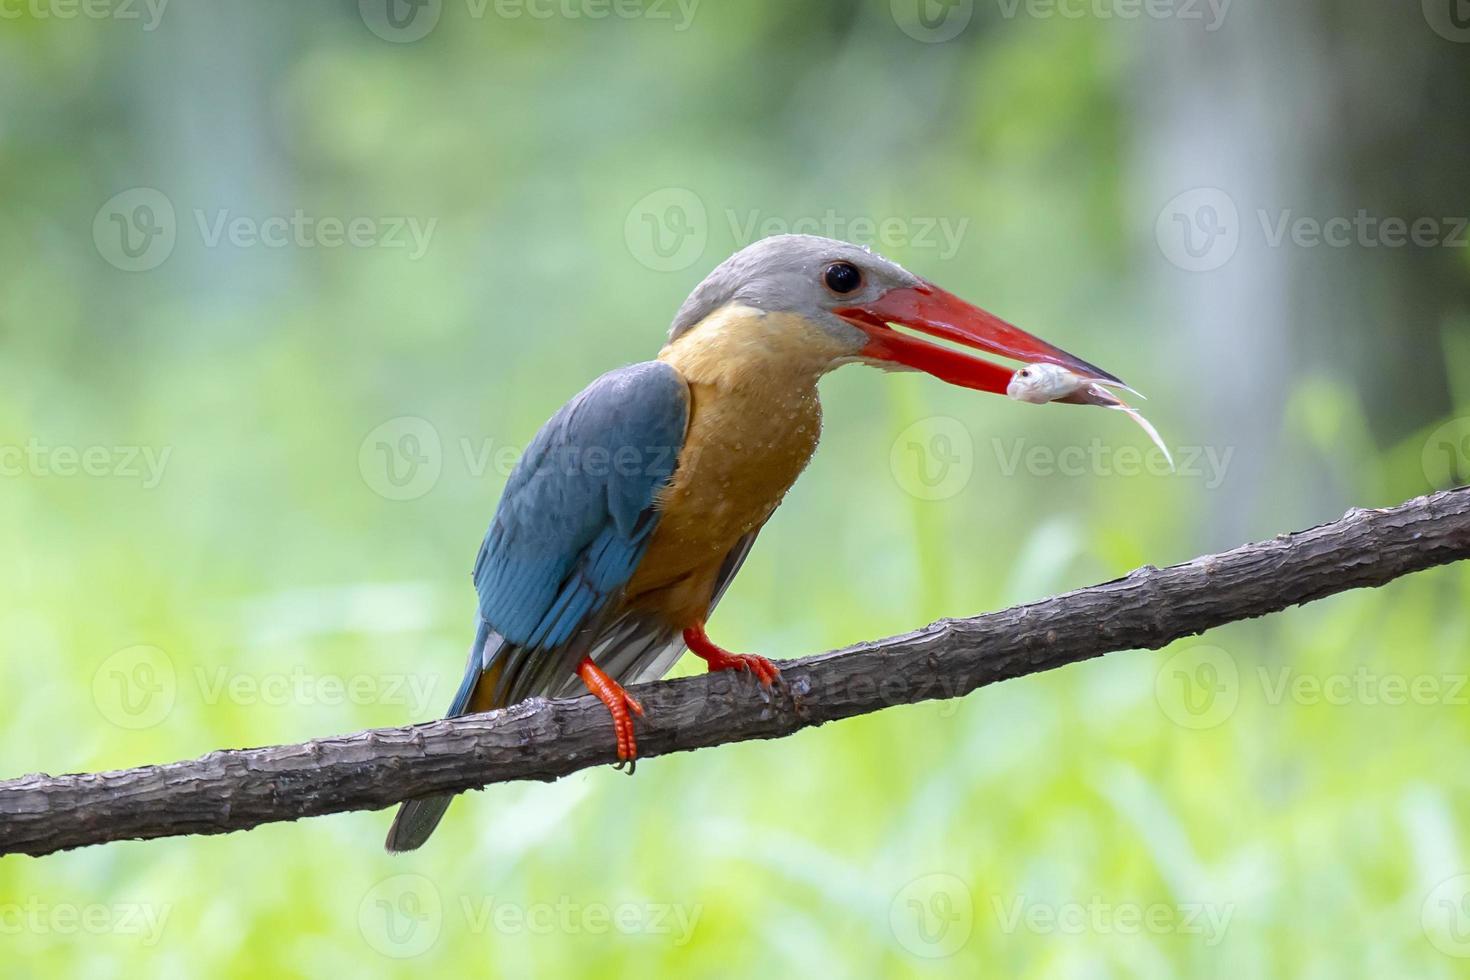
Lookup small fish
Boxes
[1006,362,1142,404]
[1007,362,1091,404]
[1007,361,1173,470]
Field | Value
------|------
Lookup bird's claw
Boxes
[578,657,644,773]
[609,690,643,772]
[683,623,781,688]
[704,651,781,688]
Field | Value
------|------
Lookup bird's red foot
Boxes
[683,622,780,687]
[577,657,644,771]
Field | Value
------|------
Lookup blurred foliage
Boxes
[2,2,1469,977]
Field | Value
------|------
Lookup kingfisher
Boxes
[386,234,1126,851]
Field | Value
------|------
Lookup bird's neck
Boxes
[657,304,846,394]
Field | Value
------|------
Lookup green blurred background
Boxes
[3,0,1470,975]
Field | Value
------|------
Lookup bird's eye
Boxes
[823,261,863,295]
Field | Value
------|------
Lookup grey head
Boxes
[667,234,923,348]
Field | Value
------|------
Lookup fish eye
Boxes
[823,261,863,295]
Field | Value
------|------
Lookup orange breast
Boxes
[622,306,844,626]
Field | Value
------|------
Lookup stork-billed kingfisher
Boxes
[386,234,1126,851]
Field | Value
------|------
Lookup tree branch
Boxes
[4,487,1468,858]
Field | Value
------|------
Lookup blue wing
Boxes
[387,362,693,853]
[470,360,688,698]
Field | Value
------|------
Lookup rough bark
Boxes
[2,487,1467,858]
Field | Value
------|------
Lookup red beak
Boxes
[836,281,1124,394]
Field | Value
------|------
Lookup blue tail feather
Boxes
[385,619,497,853]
